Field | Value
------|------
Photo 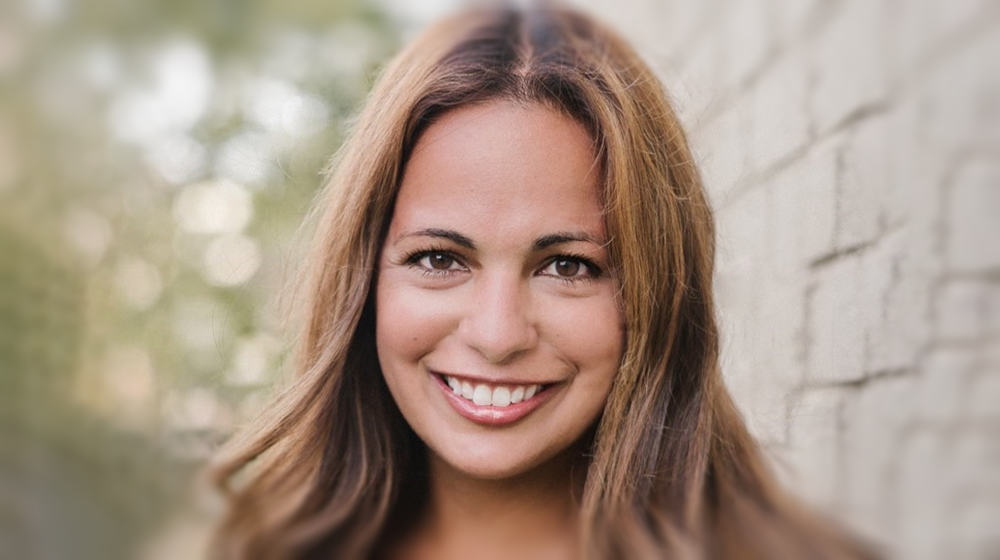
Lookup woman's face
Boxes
[376,101,624,480]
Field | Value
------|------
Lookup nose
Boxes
[457,271,538,365]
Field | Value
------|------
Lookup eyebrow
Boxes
[396,228,604,251]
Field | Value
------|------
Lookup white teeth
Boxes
[472,384,492,406]
[524,384,538,400]
[443,375,545,407]
[491,387,511,407]
[510,386,525,404]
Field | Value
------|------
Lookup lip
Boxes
[432,370,559,386]
[431,373,558,426]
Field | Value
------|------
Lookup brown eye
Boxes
[425,252,455,270]
[553,258,580,277]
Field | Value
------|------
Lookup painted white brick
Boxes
[896,429,950,560]
[667,33,722,131]
[716,188,770,400]
[754,271,807,385]
[888,0,998,83]
[950,499,1000,559]
[915,348,976,425]
[717,186,771,269]
[884,96,951,262]
[786,388,845,508]
[808,255,869,383]
[987,282,1000,340]
[745,275,807,444]
[921,25,1000,153]
[768,0,822,45]
[840,376,915,543]
[691,102,752,207]
[947,158,1000,273]
[863,229,932,374]
[610,0,721,62]
[948,432,1000,549]
[768,157,807,276]
[858,238,897,375]
[967,373,1000,422]
[719,0,772,88]
[837,115,888,250]
[748,50,811,173]
[936,280,990,342]
[808,0,889,132]
[796,136,841,263]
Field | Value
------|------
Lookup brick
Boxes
[884,96,949,235]
[748,50,811,172]
[935,279,990,342]
[616,0,720,63]
[895,429,951,560]
[716,179,807,443]
[967,373,1000,422]
[768,157,807,275]
[947,158,1000,273]
[915,348,976,425]
[863,229,931,374]
[717,186,771,270]
[921,25,1000,153]
[888,0,999,84]
[743,275,807,444]
[666,33,722,130]
[768,0,822,44]
[716,188,771,424]
[807,254,869,383]
[947,432,1000,550]
[754,273,807,385]
[840,376,916,542]
[987,282,1000,339]
[786,388,845,508]
[719,0,772,88]
[949,499,1000,559]
[796,136,841,263]
[808,0,889,133]
[837,115,888,250]
[691,102,752,207]
[746,385,793,446]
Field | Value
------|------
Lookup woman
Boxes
[210,4,872,560]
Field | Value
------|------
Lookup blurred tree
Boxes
[1,0,401,558]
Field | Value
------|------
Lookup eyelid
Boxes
[538,253,603,281]
[403,247,469,274]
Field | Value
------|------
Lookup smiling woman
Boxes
[209,4,874,560]
[376,102,622,486]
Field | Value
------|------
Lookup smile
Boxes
[431,372,557,426]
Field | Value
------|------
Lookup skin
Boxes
[375,100,624,559]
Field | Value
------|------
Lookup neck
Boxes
[409,443,589,560]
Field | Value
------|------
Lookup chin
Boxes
[433,440,553,481]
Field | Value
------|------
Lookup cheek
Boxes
[543,288,624,377]
[375,276,454,368]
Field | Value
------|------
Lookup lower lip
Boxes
[432,373,557,426]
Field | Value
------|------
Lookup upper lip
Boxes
[431,369,560,386]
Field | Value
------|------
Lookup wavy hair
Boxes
[210,4,871,559]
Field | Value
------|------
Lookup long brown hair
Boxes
[210,4,871,559]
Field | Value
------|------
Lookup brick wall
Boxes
[576,0,1000,557]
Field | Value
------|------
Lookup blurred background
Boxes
[0,0,997,559]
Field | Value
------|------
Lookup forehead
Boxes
[390,101,605,244]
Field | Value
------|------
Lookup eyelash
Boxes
[402,247,603,285]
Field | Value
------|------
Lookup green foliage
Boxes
[1,1,400,558]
